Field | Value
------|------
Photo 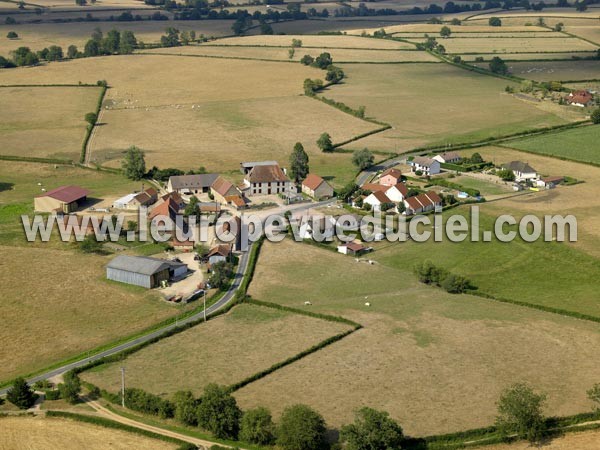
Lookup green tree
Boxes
[0,55,14,68]
[58,371,81,404]
[240,407,276,445]
[119,30,137,54]
[84,39,100,57]
[300,54,314,65]
[277,404,327,450]
[291,38,303,48]
[184,195,200,217]
[303,78,322,96]
[122,146,146,181]
[7,377,36,409]
[317,132,333,153]
[591,108,600,124]
[340,407,404,450]
[440,26,452,38]
[489,17,502,26]
[496,383,547,444]
[46,45,63,61]
[103,29,121,53]
[497,168,515,181]
[352,148,374,170]
[470,152,483,163]
[209,261,234,290]
[84,112,97,126]
[312,51,332,69]
[587,383,600,411]
[7,31,18,39]
[196,384,241,439]
[11,46,38,66]
[489,56,509,75]
[173,390,198,426]
[67,44,79,59]
[325,65,344,83]
[260,22,273,35]
[289,142,310,183]
[161,27,180,47]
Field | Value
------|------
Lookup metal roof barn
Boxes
[106,255,187,289]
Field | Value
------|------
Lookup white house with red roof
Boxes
[379,168,402,186]
[364,190,396,212]
[566,90,593,107]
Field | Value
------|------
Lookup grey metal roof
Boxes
[107,255,185,276]
[240,161,278,168]
[169,174,219,190]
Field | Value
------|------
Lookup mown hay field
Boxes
[0,86,101,161]
[568,26,600,45]
[210,34,415,49]
[433,36,597,54]
[82,303,351,397]
[238,239,600,435]
[488,429,600,450]
[464,10,600,28]
[327,63,567,152]
[346,23,549,35]
[392,31,562,38]
[142,44,440,63]
[18,0,152,8]
[504,60,600,81]
[0,416,177,450]
[0,21,232,55]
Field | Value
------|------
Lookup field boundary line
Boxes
[82,85,107,165]
[498,142,600,168]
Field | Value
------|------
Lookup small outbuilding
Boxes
[106,255,188,288]
[302,174,334,200]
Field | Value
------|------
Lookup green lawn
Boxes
[504,125,600,165]
[453,175,513,196]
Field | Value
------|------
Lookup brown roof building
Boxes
[302,174,334,200]
[34,185,90,213]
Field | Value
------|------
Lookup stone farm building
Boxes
[34,185,90,213]
[167,174,219,194]
[106,255,188,288]
[113,188,158,210]
[302,174,334,200]
[243,162,291,196]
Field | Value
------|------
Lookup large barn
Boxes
[106,255,188,289]
[34,185,90,213]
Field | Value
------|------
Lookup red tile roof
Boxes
[226,195,247,208]
[246,164,289,183]
[211,177,237,197]
[208,244,232,258]
[345,241,366,252]
[361,183,388,192]
[568,90,593,105]
[381,168,402,179]
[389,183,408,196]
[149,197,179,220]
[302,173,325,191]
[37,185,89,203]
[371,191,392,204]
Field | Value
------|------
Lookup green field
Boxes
[238,239,600,435]
[504,125,600,165]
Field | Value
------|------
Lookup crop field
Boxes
[142,44,440,63]
[347,23,549,35]
[0,416,177,450]
[0,21,233,55]
[568,26,600,46]
[236,240,600,435]
[0,55,376,185]
[464,10,600,28]
[0,86,101,161]
[210,34,415,49]
[435,36,597,54]
[503,60,600,81]
[82,303,351,397]
[462,52,597,61]
[19,0,152,8]
[324,63,567,152]
[505,125,600,164]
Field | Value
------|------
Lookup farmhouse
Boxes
[106,255,188,289]
[302,174,334,200]
[411,157,440,176]
[167,174,219,194]
[337,241,367,256]
[566,90,593,107]
[433,152,462,164]
[502,161,538,182]
[113,188,157,210]
[403,191,442,215]
[244,163,291,196]
[240,160,279,175]
[379,168,402,186]
[211,176,242,205]
[364,191,395,212]
[361,182,407,202]
[34,185,90,213]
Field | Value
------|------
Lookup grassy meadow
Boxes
[324,63,567,151]
[237,239,600,435]
[82,303,351,397]
[0,416,177,450]
[0,86,101,161]
[504,125,600,165]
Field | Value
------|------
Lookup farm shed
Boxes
[302,174,334,200]
[106,255,188,289]
[167,174,219,194]
[34,185,90,213]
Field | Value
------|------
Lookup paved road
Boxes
[356,155,407,186]
[0,245,253,396]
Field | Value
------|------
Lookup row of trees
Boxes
[414,260,474,294]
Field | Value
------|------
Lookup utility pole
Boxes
[120,367,125,408]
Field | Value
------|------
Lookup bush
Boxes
[7,31,18,39]
[45,389,62,401]
[496,383,547,444]
[489,17,502,26]
[591,108,600,124]
[414,261,474,294]
[59,371,81,404]
[341,407,404,450]
[173,391,198,426]
[124,388,174,418]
